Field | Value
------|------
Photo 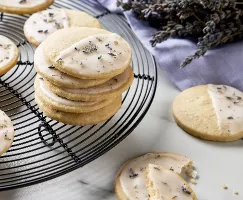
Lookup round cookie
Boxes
[35,93,122,125]
[145,164,197,200]
[43,27,132,79]
[34,43,110,88]
[0,35,19,75]
[0,110,14,156]
[0,0,54,15]
[173,84,243,142]
[35,75,116,113]
[24,9,102,46]
[45,66,134,101]
[115,152,193,200]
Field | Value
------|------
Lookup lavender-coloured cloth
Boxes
[96,0,243,91]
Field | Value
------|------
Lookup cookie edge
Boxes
[45,66,134,101]
[0,0,54,14]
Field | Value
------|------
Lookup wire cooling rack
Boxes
[0,0,157,190]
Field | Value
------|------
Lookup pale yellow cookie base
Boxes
[0,0,54,14]
[34,76,116,113]
[35,93,122,125]
[173,85,243,142]
[0,140,14,156]
[0,43,19,76]
[115,152,193,200]
[45,66,134,101]
[34,64,110,89]
[64,9,102,29]
[43,27,131,79]
[24,9,102,47]
[145,166,197,200]
[43,27,109,62]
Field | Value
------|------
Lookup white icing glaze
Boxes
[0,110,14,154]
[119,153,191,200]
[35,43,98,86]
[0,0,47,7]
[62,67,130,94]
[0,35,17,69]
[56,33,131,75]
[208,84,243,135]
[38,77,99,106]
[25,9,69,43]
[147,164,194,200]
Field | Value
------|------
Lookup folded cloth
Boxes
[96,0,243,91]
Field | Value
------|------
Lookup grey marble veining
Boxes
[77,180,114,199]
[1,67,243,200]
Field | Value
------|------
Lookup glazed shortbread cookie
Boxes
[35,93,122,125]
[34,43,109,88]
[145,164,197,200]
[115,152,192,200]
[0,110,14,156]
[0,0,54,14]
[45,66,134,101]
[0,36,19,75]
[24,9,102,46]
[35,76,116,113]
[173,84,243,142]
[43,27,132,79]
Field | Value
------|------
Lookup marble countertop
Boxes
[1,67,243,200]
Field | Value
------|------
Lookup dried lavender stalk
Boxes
[118,0,243,67]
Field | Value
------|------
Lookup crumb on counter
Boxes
[233,190,239,195]
[221,184,228,190]
[189,178,197,185]
[186,168,198,179]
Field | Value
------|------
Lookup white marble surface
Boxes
[1,67,243,200]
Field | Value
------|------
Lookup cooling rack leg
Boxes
[38,122,81,163]
[38,122,57,147]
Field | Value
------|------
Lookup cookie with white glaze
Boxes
[0,35,19,75]
[0,0,54,15]
[173,84,243,142]
[35,75,116,113]
[115,152,192,200]
[24,9,102,46]
[0,110,14,156]
[43,27,132,79]
[44,66,134,102]
[145,164,197,200]
[35,93,122,125]
[34,43,110,88]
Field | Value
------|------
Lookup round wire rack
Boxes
[0,0,157,190]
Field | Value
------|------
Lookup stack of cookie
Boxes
[34,27,134,125]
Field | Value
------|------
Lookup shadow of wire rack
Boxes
[0,0,157,191]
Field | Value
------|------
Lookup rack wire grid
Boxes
[0,0,157,190]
